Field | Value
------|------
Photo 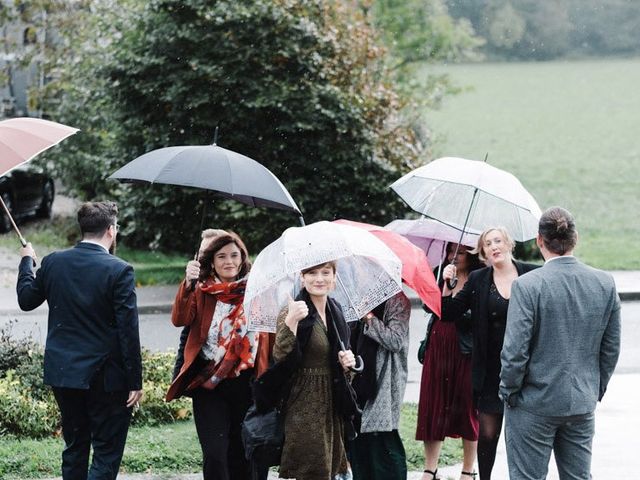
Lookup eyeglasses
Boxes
[112,223,120,232]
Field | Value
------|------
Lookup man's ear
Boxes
[535,234,544,251]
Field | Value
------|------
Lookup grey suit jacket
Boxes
[500,256,621,416]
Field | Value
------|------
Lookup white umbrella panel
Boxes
[244,221,403,334]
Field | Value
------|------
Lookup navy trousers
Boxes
[52,371,132,480]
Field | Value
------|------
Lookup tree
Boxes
[372,0,483,70]
[445,0,640,60]
[487,2,526,50]
[49,0,425,252]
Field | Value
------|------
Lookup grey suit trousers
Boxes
[504,406,594,480]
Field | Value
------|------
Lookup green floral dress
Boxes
[273,309,348,480]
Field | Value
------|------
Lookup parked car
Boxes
[0,166,54,233]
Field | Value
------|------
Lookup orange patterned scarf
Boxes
[186,278,257,390]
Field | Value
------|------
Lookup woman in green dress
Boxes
[273,261,357,480]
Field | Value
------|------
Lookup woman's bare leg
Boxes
[422,440,442,478]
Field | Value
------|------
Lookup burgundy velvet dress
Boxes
[415,314,479,441]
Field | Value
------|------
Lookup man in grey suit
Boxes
[500,206,621,480]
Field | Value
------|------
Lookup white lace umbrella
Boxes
[244,221,403,333]
[390,157,542,242]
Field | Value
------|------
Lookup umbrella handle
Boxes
[0,195,27,247]
[446,277,458,290]
[350,355,364,374]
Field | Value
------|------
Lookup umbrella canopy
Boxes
[109,144,301,214]
[244,221,403,333]
[334,219,441,317]
[390,157,542,242]
[385,218,480,268]
[0,117,79,176]
[0,117,79,247]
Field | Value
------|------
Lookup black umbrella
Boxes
[109,136,304,245]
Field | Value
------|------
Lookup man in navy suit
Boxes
[17,201,143,480]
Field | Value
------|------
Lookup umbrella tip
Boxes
[212,126,219,146]
[483,152,489,162]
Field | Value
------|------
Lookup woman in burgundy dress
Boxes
[416,243,483,480]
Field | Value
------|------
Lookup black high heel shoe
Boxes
[461,471,477,479]
[424,469,440,480]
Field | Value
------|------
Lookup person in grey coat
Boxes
[350,291,411,480]
[500,206,621,480]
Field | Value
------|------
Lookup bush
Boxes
[0,370,59,438]
[133,350,192,427]
[49,0,426,254]
[0,326,191,438]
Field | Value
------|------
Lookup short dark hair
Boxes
[198,233,251,282]
[78,201,118,238]
[301,261,337,275]
[538,206,577,255]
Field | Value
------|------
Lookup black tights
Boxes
[477,412,503,480]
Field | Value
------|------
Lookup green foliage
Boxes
[446,0,640,60]
[370,0,484,132]
[0,420,203,479]
[133,350,192,426]
[373,0,483,68]
[117,246,189,286]
[47,0,425,253]
[0,214,79,254]
[0,324,58,438]
[0,370,59,438]
[0,326,191,437]
[0,404,460,478]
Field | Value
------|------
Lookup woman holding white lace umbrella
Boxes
[245,221,403,480]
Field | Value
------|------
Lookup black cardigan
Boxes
[252,292,356,422]
[441,260,539,395]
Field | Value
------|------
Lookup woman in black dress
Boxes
[441,227,538,479]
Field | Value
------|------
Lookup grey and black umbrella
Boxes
[109,139,304,237]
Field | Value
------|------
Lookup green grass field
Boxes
[421,58,640,269]
[0,405,461,478]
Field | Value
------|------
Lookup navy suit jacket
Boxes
[17,242,142,392]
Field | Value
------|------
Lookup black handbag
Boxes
[417,313,434,364]
[241,404,284,467]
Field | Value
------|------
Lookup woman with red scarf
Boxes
[166,233,269,480]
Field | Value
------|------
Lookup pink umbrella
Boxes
[0,117,79,245]
[334,219,441,318]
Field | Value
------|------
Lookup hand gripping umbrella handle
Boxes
[351,355,365,373]
[332,315,365,374]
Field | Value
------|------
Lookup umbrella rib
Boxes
[335,265,359,315]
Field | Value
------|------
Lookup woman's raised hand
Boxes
[338,350,356,372]
[286,295,309,324]
[443,264,457,281]
[283,294,308,335]
[185,260,201,283]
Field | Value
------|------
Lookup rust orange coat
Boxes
[165,280,272,401]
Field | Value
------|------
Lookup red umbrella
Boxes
[334,219,441,318]
[0,117,79,245]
